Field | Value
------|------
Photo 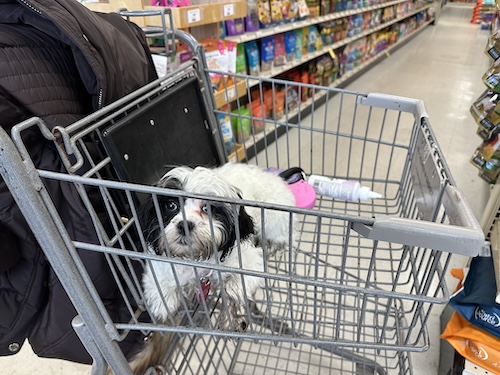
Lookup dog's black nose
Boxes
[177,220,194,235]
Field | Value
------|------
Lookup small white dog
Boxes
[128,163,296,374]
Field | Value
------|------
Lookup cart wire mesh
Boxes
[0,49,483,375]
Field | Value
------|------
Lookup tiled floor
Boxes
[0,4,492,374]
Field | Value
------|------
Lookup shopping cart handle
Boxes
[352,186,484,256]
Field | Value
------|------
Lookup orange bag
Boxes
[441,311,500,372]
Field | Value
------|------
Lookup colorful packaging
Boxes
[258,0,272,27]
[295,28,303,59]
[231,106,251,143]
[236,43,247,74]
[246,0,261,32]
[270,0,283,23]
[226,40,237,74]
[261,35,275,72]
[284,31,296,61]
[274,34,286,66]
[225,18,245,36]
[245,40,260,75]
[471,90,500,132]
[218,106,234,155]
[486,30,500,61]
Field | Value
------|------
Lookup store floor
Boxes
[0,4,492,374]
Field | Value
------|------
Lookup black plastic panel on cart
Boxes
[98,74,221,188]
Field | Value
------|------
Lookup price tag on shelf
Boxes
[225,88,236,101]
[187,8,201,24]
[223,4,234,17]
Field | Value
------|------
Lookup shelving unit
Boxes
[225,0,419,44]
[83,0,436,160]
[221,14,434,160]
[247,3,432,87]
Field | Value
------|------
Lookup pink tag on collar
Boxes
[197,278,211,302]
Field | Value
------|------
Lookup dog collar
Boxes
[197,277,211,302]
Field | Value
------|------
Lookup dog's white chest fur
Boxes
[143,241,264,323]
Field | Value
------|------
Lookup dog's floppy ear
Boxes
[238,206,255,241]
[219,203,255,262]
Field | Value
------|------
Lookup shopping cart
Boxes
[0,28,484,375]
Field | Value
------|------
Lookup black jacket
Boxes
[0,0,157,363]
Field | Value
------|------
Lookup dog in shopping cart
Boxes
[127,163,296,374]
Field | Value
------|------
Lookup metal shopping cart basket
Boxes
[0,27,484,375]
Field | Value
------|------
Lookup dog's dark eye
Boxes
[165,200,178,212]
[201,204,209,214]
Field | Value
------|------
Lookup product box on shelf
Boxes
[144,1,247,28]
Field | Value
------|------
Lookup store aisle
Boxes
[341,3,491,374]
[344,3,491,221]
[0,4,491,375]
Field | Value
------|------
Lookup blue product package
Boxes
[285,31,296,61]
[449,256,500,339]
[261,35,275,72]
[245,40,260,75]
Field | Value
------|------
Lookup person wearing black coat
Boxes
[0,0,157,364]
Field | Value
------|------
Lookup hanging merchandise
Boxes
[486,29,500,61]
[471,132,500,183]
[483,62,500,93]
[470,90,500,133]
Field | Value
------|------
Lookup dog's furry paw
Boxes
[217,308,248,332]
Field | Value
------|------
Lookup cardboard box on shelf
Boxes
[143,1,247,28]
[213,79,247,109]
[83,0,146,26]
[228,143,245,163]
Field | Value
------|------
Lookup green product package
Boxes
[231,106,251,143]
[236,43,247,74]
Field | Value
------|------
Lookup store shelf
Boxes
[240,17,433,158]
[463,358,491,375]
[225,0,411,44]
[246,4,432,89]
[144,1,246,28]
[214,79,247,109]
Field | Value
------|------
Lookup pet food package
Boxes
[236,43,247,74]
[245,40,260,75]
[246,0,261,32]
[261,35,275,72]
[218,106,234,155]
[483,63,500,93]
[258,0,272,27]
[203,39,229,89]
[471,132,500,176]
[295,28,303,59]
[442,312,500,374]
[448,256,500,339]
[226,40,238,74]
[225,19,245,36]
[284,31,296,62]
[284,0,299,21]
[231,106,252,143]
[486,30,500,61]
[470,90,500,132]
[274,34,286,66]
[297,0,310,17]
[269,0,283,23]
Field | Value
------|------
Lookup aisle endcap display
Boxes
[470,0,500,184]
